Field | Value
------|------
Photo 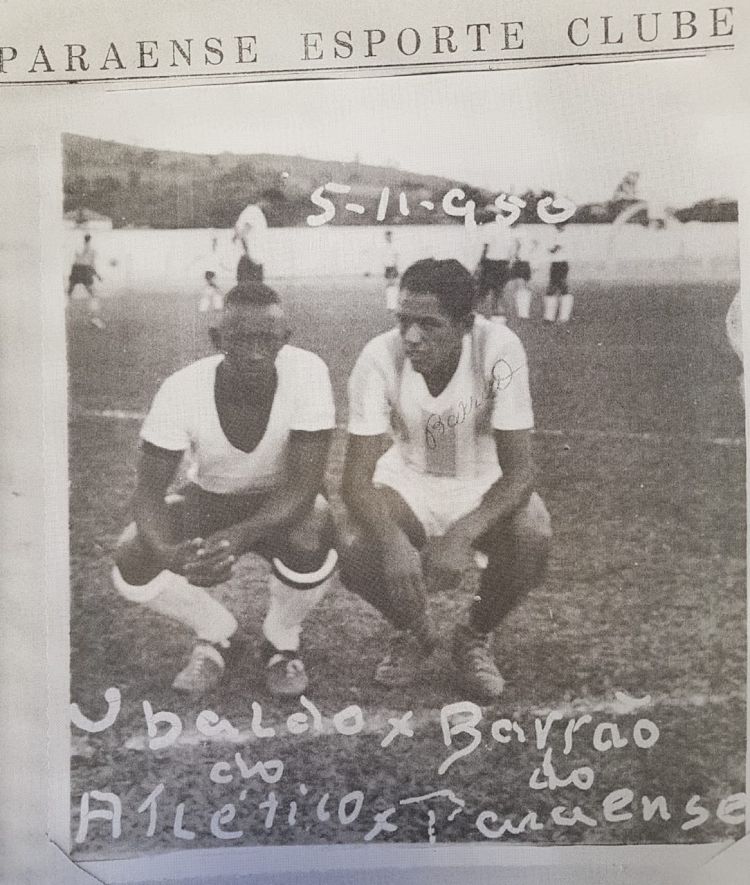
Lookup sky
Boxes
[64,57,747,207]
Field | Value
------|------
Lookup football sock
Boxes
[558,294,574,323]
[263,551,338,652]
[262,573,334,653]
[112,565,237,645]
[543,294,558,322]
[515,287,532,319]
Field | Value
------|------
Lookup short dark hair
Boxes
[224,281,281,309]
[400,258,476,321]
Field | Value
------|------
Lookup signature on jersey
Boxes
[424,359,525,450]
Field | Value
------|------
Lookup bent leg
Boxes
[259,494,339,654]
[338,487,430,639]
[470,492,552,633]
[112,495,238,647]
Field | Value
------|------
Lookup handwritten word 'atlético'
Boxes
[306,183,576,228]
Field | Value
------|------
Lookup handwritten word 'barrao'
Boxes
[71,688,747,845]
[306,183,576,228]
[425,359,525,450]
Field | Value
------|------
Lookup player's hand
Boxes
[162,537,236,587]
[425,532,476,593]
[383,534,427,624]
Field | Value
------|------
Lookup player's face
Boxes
[396,289,467,377]
[221,303,289,385]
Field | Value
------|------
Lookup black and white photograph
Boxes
[58,54,747,864]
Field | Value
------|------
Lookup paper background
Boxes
[1,1,748,882]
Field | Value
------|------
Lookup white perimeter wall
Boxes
[65,222,740,293]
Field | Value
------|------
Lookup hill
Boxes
[63,133,492,229]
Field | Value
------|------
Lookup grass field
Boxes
[67,274,746,856]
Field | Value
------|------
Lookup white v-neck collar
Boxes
[409,334,470,407]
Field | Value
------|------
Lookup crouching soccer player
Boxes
[339,259,551,699]
[112,282,338,697]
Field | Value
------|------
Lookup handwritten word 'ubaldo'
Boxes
[306,183,576,228]
[73,689,659,778]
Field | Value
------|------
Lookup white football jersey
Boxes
[348,316,533,485]
[484,224,514,261]
[727,290,743,363]
[141,348,335,494]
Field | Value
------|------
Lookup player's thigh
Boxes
[477,492,552,560]
[339,485,427,567]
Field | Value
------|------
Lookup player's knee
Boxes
[513,492,552,549]
[112,562,171,604]
[282,496,336,573]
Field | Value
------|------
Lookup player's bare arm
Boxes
[343,432,427,620]
[130,442,234,586]
[427,429,535,586]
[201,428,333,559]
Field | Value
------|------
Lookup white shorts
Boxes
[373,450,499,537]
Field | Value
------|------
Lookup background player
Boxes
[506,231,539,320]
[383,230,400,312]
[67,233,105,329]
[339,258,551,699]
[475,221,514,323]
[543,223,573,324]
[112,282,338,697]
[237,238,265,284]
[197,270,224,351]
[726,288,744,400]
[234,203,268,282]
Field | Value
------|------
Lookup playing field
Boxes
[67,273,746,855]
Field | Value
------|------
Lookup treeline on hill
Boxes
[63,134,737,229]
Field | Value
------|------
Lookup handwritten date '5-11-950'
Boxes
[306,183,577,228]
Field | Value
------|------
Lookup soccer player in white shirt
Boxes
[383,230,400,312]
[112,282,338,697]
[475,223,514,323]
[340,259,551,699]
[67,233,105,329]
[726,289,743,400]
[544,223,573,324]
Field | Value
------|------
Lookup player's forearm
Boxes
[133,493,179,561]
[450,469,535,543]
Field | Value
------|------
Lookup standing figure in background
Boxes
[726,289,744,401]
[67,233,105,329]
[383,230,400,312]
[234,203,268,282]
[237,238,265,284]
[198,270,224,351]
[507,231,538,320]
[476,221,514,324]
[544,223,573,324]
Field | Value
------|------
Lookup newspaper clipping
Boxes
[0,1,747,882]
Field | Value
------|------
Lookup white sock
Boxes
[385,285,398,311]
[558,293,574,323]
[112,566,237,646]
[262,572,334,653]
[543,294,558,322]
[515,287,532,319]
